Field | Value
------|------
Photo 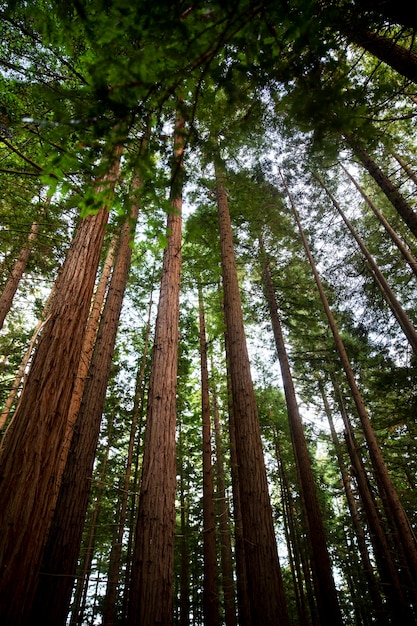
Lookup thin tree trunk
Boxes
[210,372,237,626]
[102,287,153,626]
[345,137,417,238]
[127,109,184,626]
[0,216,41,330]
[259,237,343,626]
[344,28,417,84]
[320,383,386,622]
[283,174,417,616]
[0,147,121,626]
[178,427,191,626]
[30,201,138,626]
[316,172,417,355]
[392,152,417,188]
[215,155,289,626]
[198,284,220,626]
[339,162,417,279]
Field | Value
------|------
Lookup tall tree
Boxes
[214,153,290,626]
[0,147,122,626]
[127,107,184,626]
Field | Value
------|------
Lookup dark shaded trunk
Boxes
[339,162,417,279]
[198,284,220,626]
[215,156,289,626]
[345,137,417,238]
[259,238,343,626]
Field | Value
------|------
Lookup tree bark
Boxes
[198,284,220,626]
[0,148,120,626]
[127,111,184,626]
[259,237,343,626]
[215,155,289,626]
[29,200,138,626]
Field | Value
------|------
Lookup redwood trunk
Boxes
[0,172,114,626]
[127,113,184,626]
[29,203,138,626]
[260,240,343,626]
[198,285,220,626]
[215,157,289,626]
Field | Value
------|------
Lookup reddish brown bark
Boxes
[127,113,184,626]
[215,157,289,626]
[0,150,118,625]
[198,285,220,626]
[0,218,40,330]
[29,202,138,626]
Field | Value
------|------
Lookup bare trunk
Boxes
[316,173,417,355]
[198,285,220,626]
[215,156,289,626]
[259,238,343,626]
[345,137,417,238]
[29,201,138,626]
[339,162,417,279]
[127,112,184,626]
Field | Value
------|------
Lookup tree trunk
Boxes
[316,173,417,355]
[392,152,417,188]
[29,201,138,626]
[211,370,237,626]
[198,284,220,626]
[284,175,417,618]
[345,137,417,238]
[102,286,153,626]
[339,162,417,279]
[259,237,343,626]
[0,216,41,330]
[0,148,120,626]
[127,111,184,626]
[215,155,289,626]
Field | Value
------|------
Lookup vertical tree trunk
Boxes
[259,237,343,626]
[339,162,417,279]
[316,173,417,355]
[211,372,237,626]
[198,284,220,626]
[284,175,417,618]
[0,216,41,330]
[0,148,121,626]
[102,287,153,626]
[214,155,289,626]
[29,200,138,626]
[127,110,184,626]
[345,137,417,237]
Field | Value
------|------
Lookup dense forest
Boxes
[0,1,417,625]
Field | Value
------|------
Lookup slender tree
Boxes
[214,153,290,626]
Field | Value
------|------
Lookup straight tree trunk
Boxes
[29,200,138,626]
[210,372,237,626]
[392,152,417,188]
[127,110,184,626]
[198,284,220,626]
[0,216,41,330]
[316,173,417,355]
[339,162,417,279]
[284,175,417,617]
[102,287,153,626]
[345,137,417,238]
[214,155,290,626]
[259,237,343,626]
[0,148,121,626]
